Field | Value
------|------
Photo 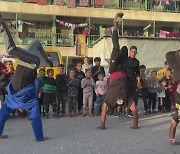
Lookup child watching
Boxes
[81,69,95,116]
[95,72,107,116]
[75,62,85,114]
[43,69,57,119]
[67,69,79,117]
[147,71,161,113]
[56,64,67,117]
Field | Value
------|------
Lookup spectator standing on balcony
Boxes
[160,69,173,112]
[56,64,67,117]
[139,65,149,114]
[82,56,92,73]
[75,62,85,114]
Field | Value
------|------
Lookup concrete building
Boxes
[0,0,179,68]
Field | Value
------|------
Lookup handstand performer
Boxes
[166,50,180,145]
[0,15,53,141]
[97,13,139,129]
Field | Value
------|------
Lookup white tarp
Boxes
[92,37,180,69]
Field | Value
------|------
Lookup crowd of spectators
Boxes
[0,54,178,119]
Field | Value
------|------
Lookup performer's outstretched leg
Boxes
[0,16,52,67]
[27,103,47,141]
[0,102,12,139]
[26,40,53,67]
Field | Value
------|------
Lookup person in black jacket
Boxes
[97,13,139,129]
[56,64,67,117]
[126,46,140,108]
[75,62,85,113]
[92,57,105,83]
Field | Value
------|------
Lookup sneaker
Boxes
[113,13,124,24]
[127,113,133,118]
[118,112,124,117]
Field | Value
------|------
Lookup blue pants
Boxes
[0,101,44,141]
[95,95,105,115]
[0,83,44,141]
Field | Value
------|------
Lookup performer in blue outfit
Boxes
[0,15,53,141]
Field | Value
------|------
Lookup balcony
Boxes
[0,32,179,48]
[0,0,179,13]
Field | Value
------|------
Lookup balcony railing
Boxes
[0,32,101,47]
[0,0,179,12]
[0,32,180,48]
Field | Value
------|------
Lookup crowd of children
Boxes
[0,55,177,119]
[139,61,176,114]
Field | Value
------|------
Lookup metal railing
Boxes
[0,32,101,47]
[0,0,179,12]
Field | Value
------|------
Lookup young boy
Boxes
[81,69,95,116]
[35,68,45,116]
[43,69,57,119]
[97,13,138,129]
[166,50,180,145]
[75,62,85,113]
[56,64,67,117]
[147,71,160,113]
[95,72,107,115]
[92,57,105,83]
[67,69,79,117]
[139,65,149,114]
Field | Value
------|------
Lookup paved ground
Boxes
[0,99,180,154]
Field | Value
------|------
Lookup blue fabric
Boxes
[4,82,38,110]
[0,82,44,141]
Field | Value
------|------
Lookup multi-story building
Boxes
[0,0,180,69]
